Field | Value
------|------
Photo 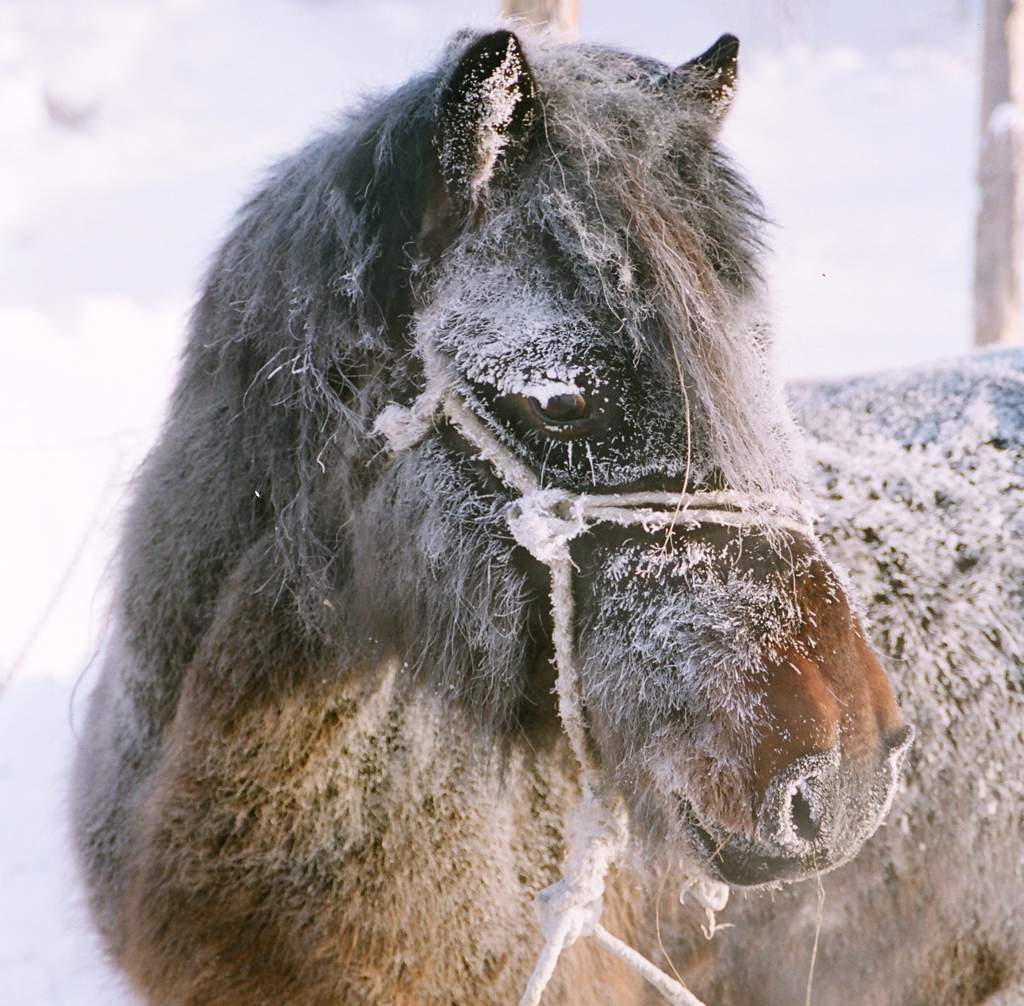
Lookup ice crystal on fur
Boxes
[421,37,803,499]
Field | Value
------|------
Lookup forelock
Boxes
[425,34,803,499]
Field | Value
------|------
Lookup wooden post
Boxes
[501,0,580,40]
[974,0,1024,347]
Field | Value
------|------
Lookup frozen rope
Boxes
[374,349,816,1006]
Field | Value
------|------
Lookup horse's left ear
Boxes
[437,30,538,198]
[666,34,739,123]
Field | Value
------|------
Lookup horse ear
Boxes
[666,34,739,122]
[437,30,538,198]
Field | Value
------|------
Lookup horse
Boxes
[71,27,990,1005]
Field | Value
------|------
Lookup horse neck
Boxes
[259,659,655,1001]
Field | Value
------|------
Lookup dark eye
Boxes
[491,389,601,442]
[531,393,588,424]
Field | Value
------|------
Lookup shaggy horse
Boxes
[71,28,1014,1006]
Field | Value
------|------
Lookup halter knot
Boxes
[505,490,585,565]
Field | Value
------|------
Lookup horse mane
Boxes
[114,31,801,732]
[112,70,441,724]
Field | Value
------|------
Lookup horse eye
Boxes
[532,393,588,423]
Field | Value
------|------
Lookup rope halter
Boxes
[373,347,816,1006]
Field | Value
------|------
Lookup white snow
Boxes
[1,1,994,1001]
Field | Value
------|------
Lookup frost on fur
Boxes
[438,31,537,196]
[69,27,982,1006]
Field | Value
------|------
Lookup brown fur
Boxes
[114,655,673,1005]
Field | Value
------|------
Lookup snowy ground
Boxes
[0,1,987,1001]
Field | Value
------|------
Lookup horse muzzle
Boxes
[680,723,915,886]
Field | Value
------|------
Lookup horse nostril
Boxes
[788,784,821,843]
[758,749,840,849]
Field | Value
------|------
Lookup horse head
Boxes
[360,29,912,888]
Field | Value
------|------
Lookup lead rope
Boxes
[374,351,815,1006]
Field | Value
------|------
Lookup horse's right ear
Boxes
[436,30,538,199]
[665,34,740,123]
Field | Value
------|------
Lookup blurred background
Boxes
[0,0,1015,1001]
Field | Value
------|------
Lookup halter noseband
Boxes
[374,348,815,1006]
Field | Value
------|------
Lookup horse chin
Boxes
[675,796,855,889]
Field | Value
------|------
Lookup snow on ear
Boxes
[666,34,739,123]
[437,30,538,197]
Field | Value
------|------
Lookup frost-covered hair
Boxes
[424,37,802,498]
[119,30,801,748]
[101,31,911,916]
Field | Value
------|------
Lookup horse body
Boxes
[70,28,1019,1006]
